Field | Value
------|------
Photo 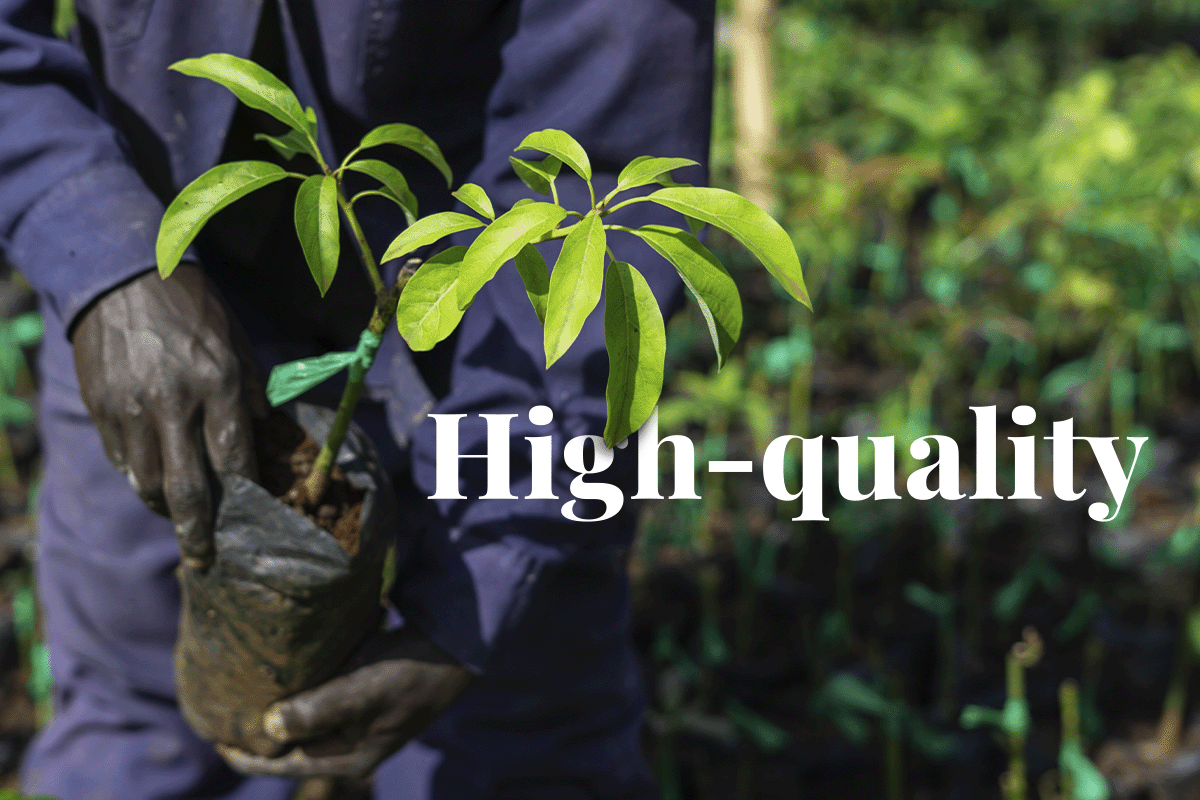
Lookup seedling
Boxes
[1056,680,1110,800]
[814,672,957,800]
[960,627,1043,800]
[156,54,810,504]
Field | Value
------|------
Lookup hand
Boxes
[218,627,475,780]
[70,263,269,569]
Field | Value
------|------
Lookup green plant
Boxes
[156,54,810,503]
[1056,680,1110,800]
[960,627,1044,800]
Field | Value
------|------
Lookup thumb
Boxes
[262,669,381,744]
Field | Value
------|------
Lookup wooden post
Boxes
[732,0,780,214]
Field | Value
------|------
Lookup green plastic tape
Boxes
[266,329,384,406]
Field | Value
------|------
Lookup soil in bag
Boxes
[175,403,397,757]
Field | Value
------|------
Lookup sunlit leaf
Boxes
[457,202,568,309]
[648,186,809,307]
[157,161,290,277]
[171,54,315,139]
[294,174,340,296]
[357,123,452,187]
[631,224,741,368]
[381,211,484,263]
[615,156,700,193]
[509,155,561,196]
[516,129,591,181]
[345,159,418,224]
[603,260,666,447]
[451,183,495,221]
[513,244,550,325]
[545,213,605,366]
[396,247,469,351]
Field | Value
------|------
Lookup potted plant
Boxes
[156,53,811,755]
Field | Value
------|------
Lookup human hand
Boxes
[217,627,475,780]
[70,262,269,569]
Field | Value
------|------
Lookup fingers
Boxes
[262,666,387,744]
[218,743,381,781]
[91,411,129,477]
[121,413,168,516]
[159,414,214,570]
[203,390,259,484]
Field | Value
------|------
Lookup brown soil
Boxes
[252,411,364,555]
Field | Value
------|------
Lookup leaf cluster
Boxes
[157,54,809,448]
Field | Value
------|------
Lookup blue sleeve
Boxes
[0,0,167,335]
[391,0,716,674]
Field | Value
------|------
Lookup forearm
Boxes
[0,0,167,334]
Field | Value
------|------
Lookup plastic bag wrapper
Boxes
[175,402,396,756]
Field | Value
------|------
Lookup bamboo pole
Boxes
[732,0,780,215]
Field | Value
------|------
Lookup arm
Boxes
[0,0,267,564]
[0,0,165,334]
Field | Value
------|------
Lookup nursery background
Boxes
[8,0,1200,797]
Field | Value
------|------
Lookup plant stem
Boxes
[1060,680,1081,800]
[302,261,417,503]
[1005,651,1028,800]
[338,192,386,295]
[1151,613,1192,763]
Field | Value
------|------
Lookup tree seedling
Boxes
[156,54,810,505]
[960,627,1043,800]
[1056,680,1110,800]
[813,672,957,800]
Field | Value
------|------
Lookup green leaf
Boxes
[825,674,889,717]
[457,202,568,309]
[513,244,550,325]
[616,156,700,193]
[381,211,484,263]
[294,174,341,296]
[509,155,561,196]
[516,129,591,182]
[649,186,810,308]
[254,129,315,161]
[356,123,452,187]
[724,698,791,753]
[157,160,289,277]
[396,246,469,351]
[603,260,666,447]
[345,159,419,224]
[544,214,606,366]
[451,183,495,221]
[171,54,315,139]
[631,224,741,368]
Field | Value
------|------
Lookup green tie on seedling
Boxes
[157,54,809,503]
